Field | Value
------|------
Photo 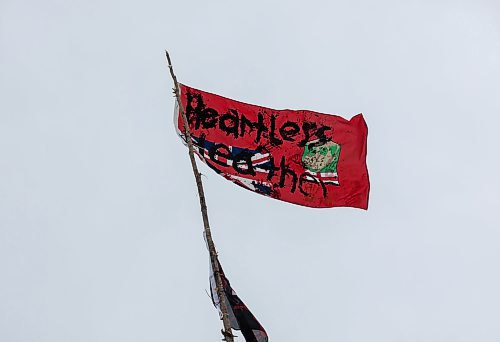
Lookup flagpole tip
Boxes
[165,50,173,66]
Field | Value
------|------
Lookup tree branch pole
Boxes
[165,51,234,342]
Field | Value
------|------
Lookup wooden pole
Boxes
[165,51,235,342]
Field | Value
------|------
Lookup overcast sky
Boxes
[1,0,500,341]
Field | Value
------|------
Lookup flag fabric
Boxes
[209,257,268,342]
[174,84,370,209]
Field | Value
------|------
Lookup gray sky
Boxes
[1,0,499,341]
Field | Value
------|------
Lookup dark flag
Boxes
[174,84,370,209]
[209,258,268,342]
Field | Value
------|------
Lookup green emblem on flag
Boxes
[302,140,341,173]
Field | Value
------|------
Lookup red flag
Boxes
[174,84,370,209]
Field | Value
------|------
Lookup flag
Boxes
[174,84,370,209]
[209,258,268,342]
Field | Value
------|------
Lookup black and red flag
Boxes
[209,258,268,342]
[174,84,370,209]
